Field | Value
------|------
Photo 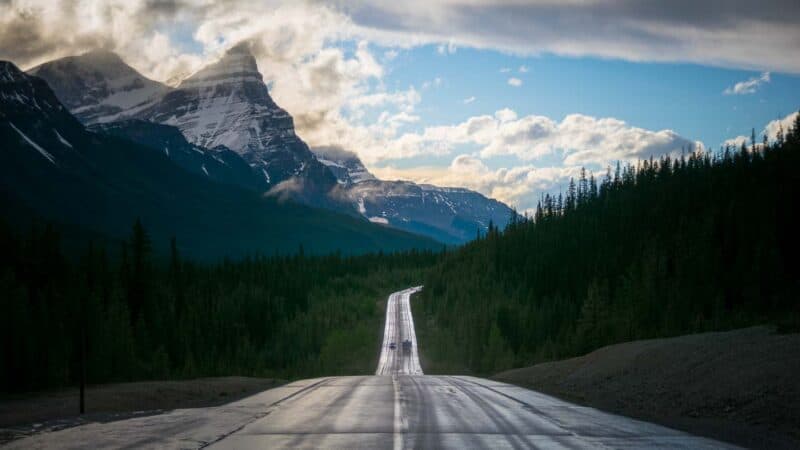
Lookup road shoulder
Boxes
[492,326,800,450]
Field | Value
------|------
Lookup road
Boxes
[8,287,739,449]
[376,286,423,376]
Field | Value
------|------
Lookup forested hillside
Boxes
[417,114,800,375]
[0,221,438,392]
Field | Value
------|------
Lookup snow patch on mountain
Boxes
[54,129,73,148]
[312,146,376,185]
[29,50,168,124]
[142,44,294,158]
[9,122,56,164]
[311,144,516,243]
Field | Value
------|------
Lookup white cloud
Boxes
[722,135,750,149]
[494,108,517,122]
[4,1,800,80]
[354,108,700,173]
[507,77,522,87]
[371,113,704,209]
[2,0,776,211]
[518,65,529,73]
[724,111,800,147]
[436,40,457,55]
[463,96,476,104]
[372,155,582,211]
[344,1,800,73]
[724,72,771,95]
[499,67,511,73]
[421,76,443,89]
[764,111,799,139]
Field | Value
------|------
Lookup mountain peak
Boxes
[179,42,261,89]
[29,50,168,124]
[0,61,25,83]
[226,41,254,57]
[80,48,125,64]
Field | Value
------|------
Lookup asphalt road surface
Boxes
[376,286,423,376]
[8,287,739,449]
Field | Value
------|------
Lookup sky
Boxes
[2,0,800,213]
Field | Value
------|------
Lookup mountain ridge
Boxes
[29,47,516,243]
[0,60,438,259]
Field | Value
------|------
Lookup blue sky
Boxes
[375,44,799,163]
[3,0,799,211]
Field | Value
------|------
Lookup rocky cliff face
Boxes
[138,43,338,194]
[29,50,168,124]
[311,147,515,244]
[27,46,516,243]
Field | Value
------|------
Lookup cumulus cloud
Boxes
[2,0,783,210]
[0,0,202,80]
[724,111,800,148]
[463,96,476,104]
[507,77,522,87]
[724,72,771,95]
[764,111,800,139]
[518,65,528,73]
[372,155,582,212]
[370,109,699,167]
[348,107,702,208]
[722,135,750,149]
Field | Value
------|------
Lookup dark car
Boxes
[389,342,396,350]
[402,339,412,353]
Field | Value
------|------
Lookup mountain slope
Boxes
[30,47,516,243]
[417,121,800,375]
[139,43,337,194]
[0,61,437,259]
[89,119,269,193]
[28,50,168,124]
[313,147,516,244]
[349,179,514,244]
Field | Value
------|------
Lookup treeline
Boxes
[417,114,800,375]
[0,220,438,392]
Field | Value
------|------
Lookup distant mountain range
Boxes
[0,61,436,259]
[29,44,514,244]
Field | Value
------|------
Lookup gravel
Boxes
[0,376,283,444]
[492,326,800,450]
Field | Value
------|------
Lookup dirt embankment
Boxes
[493,326,800,450]
[0,376,283,444]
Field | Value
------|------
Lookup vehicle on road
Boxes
[402,339,412,353]
[389,342,396,350]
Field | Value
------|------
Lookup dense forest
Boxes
[417,113,800,375]
[4,114,799,392]
[0,221,438,392]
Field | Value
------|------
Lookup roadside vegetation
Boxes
[0,222,437,393]
[417,113,800,375]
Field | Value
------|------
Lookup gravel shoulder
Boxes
[492,326,800,450]
[0,376,283,444]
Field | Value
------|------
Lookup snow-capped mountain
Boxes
[90,119,269,193]
[311,146,515,243]
[1,60,436,258]
[28,46,515,243]
[139,43,336,192]
[348,180,514,244]
[29,50,168,124]
[0,61,85,165]
[313,146,376,185]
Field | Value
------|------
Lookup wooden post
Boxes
[80,325,86,414]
